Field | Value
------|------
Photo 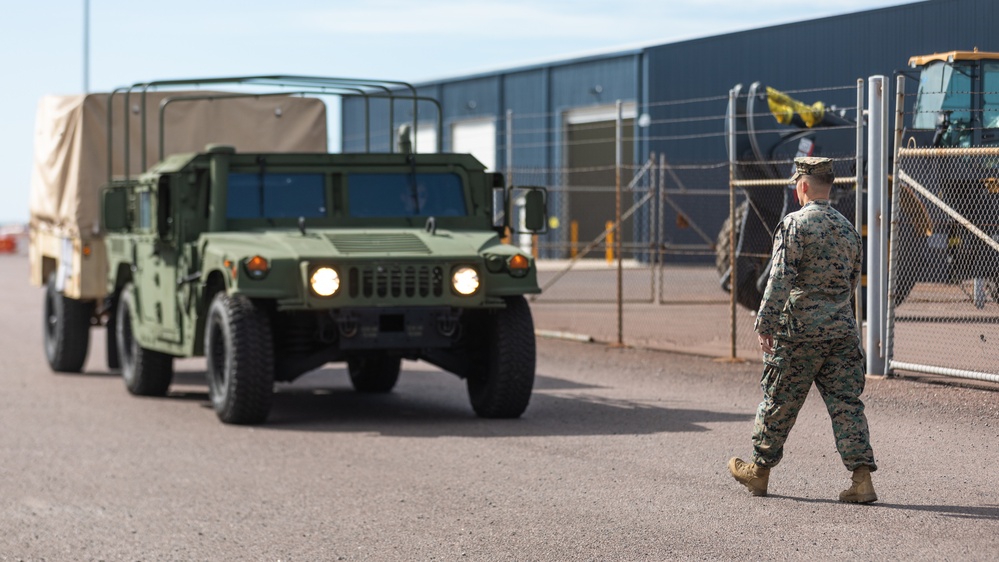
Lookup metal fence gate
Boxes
[887,146,999,383]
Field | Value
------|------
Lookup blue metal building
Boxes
[341,0,999,261]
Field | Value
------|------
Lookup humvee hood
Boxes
[203,228,507,261]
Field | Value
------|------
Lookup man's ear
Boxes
[799,178,810,194]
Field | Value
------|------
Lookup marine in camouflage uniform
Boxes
[728,156,877,502]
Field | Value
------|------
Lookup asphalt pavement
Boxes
[1,254,998,561]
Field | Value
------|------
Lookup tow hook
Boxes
[437,309,462,337]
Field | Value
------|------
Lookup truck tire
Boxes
[116,284,173,396]
[205,293,274,425]
[467,296,535,418]
[43,273,94,373]
[716,201,765,311]
[348,354,401,393]
[105,306,121,372]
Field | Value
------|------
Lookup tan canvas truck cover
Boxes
[30,91,328,238]
[29,91,328,295]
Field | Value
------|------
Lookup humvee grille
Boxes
[348,265,444,298]
[328,233,430,254]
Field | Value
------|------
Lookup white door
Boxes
[451,118,496,171]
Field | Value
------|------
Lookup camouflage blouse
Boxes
[754,200,862,341]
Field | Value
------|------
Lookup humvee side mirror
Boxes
[102,188,128,232]
[492,188,506,228]
[522,187,548,233]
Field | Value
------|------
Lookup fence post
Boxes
[866,75,887,376]
[727,87,738,360]
[615,100,624,347]
[884,74,907,376]
[656,152,665,305]
[505,109,514,246]
[648,152,657,303]
[854,79,865,331]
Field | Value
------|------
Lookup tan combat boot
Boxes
[728,457,770,497]
[839,466,878,503]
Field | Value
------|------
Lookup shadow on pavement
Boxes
[772,495,999,520]
[151,366,752,437]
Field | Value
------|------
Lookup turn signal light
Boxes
[508,254,530,274]
[244,255,270,280]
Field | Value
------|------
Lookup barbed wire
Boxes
[341,86,999,147]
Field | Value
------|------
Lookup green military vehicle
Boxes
[34,76,547,424]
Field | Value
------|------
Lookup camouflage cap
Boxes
[790,156,834,181]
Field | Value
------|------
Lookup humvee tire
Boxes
[348,353,401,393]
[43,273,94,373]
[467,296,535,418]
[205,293,274,425]
[105,293,121,371]
[117,284,173,396]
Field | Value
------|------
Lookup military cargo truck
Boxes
[32,76,547,424]
[31,89,328,372]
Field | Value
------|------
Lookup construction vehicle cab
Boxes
[906,50,999,148]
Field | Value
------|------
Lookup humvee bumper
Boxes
[331,307,463,350]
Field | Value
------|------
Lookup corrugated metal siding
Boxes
[642,0,999,255]
[548,56,638,110]
[437,76,501,151]
[345,0,999,157]
[503,69,548,170]
[648,0,999,162]
[547,54,639,169]
[340,0,999,259]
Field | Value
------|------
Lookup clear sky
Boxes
[0,0,917,225]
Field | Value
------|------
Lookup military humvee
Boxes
[34,76,547,424]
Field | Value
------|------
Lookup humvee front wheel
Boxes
[205,293,274,425]
[348,353,401,393]
[43,273,94,373]
[467,296,536,418]
[116,284,173,396]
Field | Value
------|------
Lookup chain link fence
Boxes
[503,84,865,359]
[887,147,999,382]
[523,159,762,357]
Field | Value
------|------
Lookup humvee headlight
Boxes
[451,267,480,296]
[310,267,340,297]
[244,255,270,280]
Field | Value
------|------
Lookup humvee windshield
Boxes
[348,172,467,218]
[227,172,327,219]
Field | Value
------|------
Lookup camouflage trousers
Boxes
[752,335,877,472]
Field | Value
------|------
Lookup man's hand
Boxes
[758,333,774,354]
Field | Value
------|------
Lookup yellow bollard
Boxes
[570,220,579,258]
[605,220,614,264]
